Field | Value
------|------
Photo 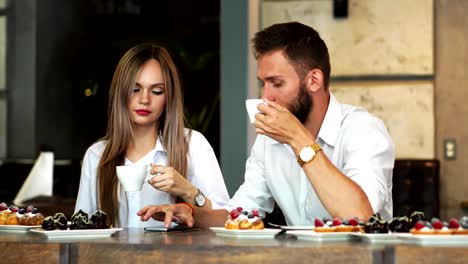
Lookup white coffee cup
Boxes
[245,99,266,123]
[116,165,149,192]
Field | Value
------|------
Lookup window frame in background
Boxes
[0,0,7,160]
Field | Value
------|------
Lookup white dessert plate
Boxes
[287,230,352,242]
[29,228,123,240]
[396,233,468,245]
[278,225,315,231]
[0,224,41,233]
[210,227,279,239]
[350,233,402,243]
[266,222,314,230]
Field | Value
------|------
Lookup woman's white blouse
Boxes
[75,129,230,227]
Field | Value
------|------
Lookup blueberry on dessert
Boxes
[18,208,28,225]
[460,216,468,229]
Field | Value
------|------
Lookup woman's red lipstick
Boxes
[135,109,152,116]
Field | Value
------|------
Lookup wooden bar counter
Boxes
[0,229,467,263]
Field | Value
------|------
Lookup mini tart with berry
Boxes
[22,206,45,226]
[4,206,21,225]
[0,202,11,224]
[225,219,240,230]
[5,213,20,225]
[448,217,468,235]
[225,208,263,230]
[410,219,452,235]
[313,217,333,232]
[0,203,44,226]
[314,217,363,233]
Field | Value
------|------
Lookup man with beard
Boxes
[137,22,395,227]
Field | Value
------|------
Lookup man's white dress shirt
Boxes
[228,94,395,224]
[75,129,230,227]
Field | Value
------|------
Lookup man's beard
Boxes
[288,81,312,124]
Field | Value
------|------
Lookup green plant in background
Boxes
[185,91,219,134]
[173,47,220,135]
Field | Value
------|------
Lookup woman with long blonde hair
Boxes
[75,43,229,227]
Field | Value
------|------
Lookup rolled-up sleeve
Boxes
[341,115,395,217]
[188,131,230,209]
[227,136,275,217]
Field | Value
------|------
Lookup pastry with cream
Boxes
[225,207,264,230]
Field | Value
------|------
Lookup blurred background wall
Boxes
[0,0,467,219]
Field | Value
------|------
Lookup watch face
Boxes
[195,193,205,206]
[300,147,315,162]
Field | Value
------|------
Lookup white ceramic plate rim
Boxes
[278,225,315,231]
[0,224,41,231]
[350,233,402,242]
[210,227,279,238]
[396,233,468,244]
[287,230,352,241]
[29,227,123,239]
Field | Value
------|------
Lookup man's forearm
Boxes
[193,207,229,228]
[303,152,374,220]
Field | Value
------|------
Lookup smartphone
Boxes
[144,225,196,232]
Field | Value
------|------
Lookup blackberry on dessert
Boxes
[388,216,410,233]
[408,211,425,229]
[70,215,95,230]
[42,216,58,230]
[364,213,388,233]
[41,213,68,230]
[53,213,68,230]
[70,210,94,230]
[91,210,109,229]
[71,210,89,222]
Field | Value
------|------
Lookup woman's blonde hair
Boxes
[97,43,190,226]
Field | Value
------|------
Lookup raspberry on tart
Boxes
[224,209,264,230]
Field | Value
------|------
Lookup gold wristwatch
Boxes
[297,143,322,167]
